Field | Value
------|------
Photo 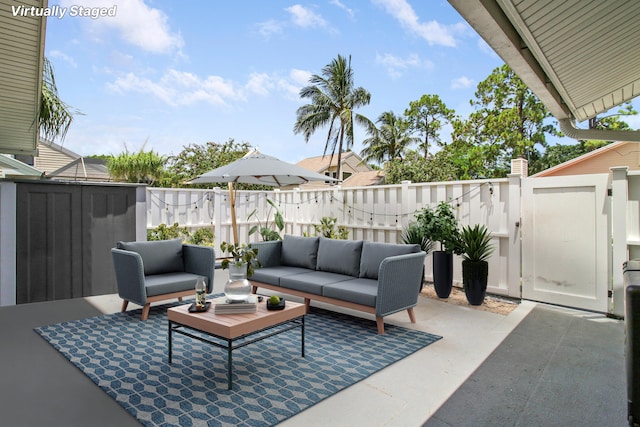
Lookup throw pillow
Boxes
[280,235,319,269]
[316,237,363,277]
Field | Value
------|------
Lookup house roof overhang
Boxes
[0,0,48,155]
[448,0,640,141]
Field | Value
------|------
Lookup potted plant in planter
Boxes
[416,201,463,298]
[401,222,432,289]
[220,242,262,301]
[460,224,494,305]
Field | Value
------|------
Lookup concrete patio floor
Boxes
[0,270,627,426]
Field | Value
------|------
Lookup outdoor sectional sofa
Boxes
[250,235,426,334]
[111,238,216,320]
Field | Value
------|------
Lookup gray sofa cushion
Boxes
[316,237,363,277]
[117,239,184,276]
[281,235,319,269]
[322,278,378,307]
[280,271,353,295]
[144,272,199,297]
[359,241,420,280]
[250,266,309,286]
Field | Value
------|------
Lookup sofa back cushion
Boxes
[316,237,363,277]
[359,241,420,280]
[281,235,319,269]
[117,238,184,276]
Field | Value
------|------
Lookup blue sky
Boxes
[42,0,638,164]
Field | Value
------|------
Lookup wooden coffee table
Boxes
[167,299,306,390]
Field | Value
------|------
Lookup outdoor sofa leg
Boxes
[121,300,129,313]
[178,297,183,302]
[141,303,151,321]
[304,298,311,312]
[407,307,416,323]
[376,316,385,334]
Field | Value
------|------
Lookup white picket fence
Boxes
[146,176,522,298]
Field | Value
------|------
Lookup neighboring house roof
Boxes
[0,154,44,178]
[296,151,372,174]
[48,157,111,182]
[342,170,385,187]
[35,139,80,174]
[533,141,640,177]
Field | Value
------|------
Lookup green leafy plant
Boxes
[460,224,494,262]
[147,223,214,246]
[400,222,431,253]
[188,227,215,246]
[147,223,190,241]
[415,201,463,254]
[248,198,284,241]
[311,217,349,240]
[219,241,262,277]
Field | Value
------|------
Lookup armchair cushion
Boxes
[281,235,319,269]
[359,241,420,280]
[117,238,184,276]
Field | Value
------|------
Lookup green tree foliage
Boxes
[463,64,558,174]
[360,111,417,164]
[39,57,81,142]
[404,94,455,157]
[108,149,167,185]
[147,223,215,246]
[384,150,456,184]
[165,139,254,188]
[294,54,376,179]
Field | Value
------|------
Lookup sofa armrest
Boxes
[182,244,216,293]
[376,251,426,317]
[111,248,147,306]
[252,240,282,268]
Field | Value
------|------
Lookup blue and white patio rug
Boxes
[35,302,441,427]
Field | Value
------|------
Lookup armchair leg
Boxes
[407,307,416,323]
[141,303,151,321]
[376,316,385,334]
[178,297,183,302]
[121,300,129,313]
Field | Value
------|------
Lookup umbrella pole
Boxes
[228,182,239,245]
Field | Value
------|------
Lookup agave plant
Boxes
[460,224,494,262]
[400,222,432,253]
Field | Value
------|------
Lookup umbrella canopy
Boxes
[189,150,338,187]
[188,150,339,244]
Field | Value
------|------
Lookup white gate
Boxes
[521,174,611,312]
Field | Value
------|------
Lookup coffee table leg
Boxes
[227,339,233,390]
[168,321,173,363]
[301,316,305,358]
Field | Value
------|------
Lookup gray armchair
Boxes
[111,239,215,320]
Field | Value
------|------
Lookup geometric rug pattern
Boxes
[35,302,441,427]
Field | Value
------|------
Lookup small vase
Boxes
[224,262,251,301]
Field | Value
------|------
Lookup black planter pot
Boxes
[433,251,454,298]
[462,260,488,305]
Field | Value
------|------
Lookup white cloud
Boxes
[107,70,243,107]
[376,52,432,78]
[331,0,355,18]
[372,0,463,47]
[245,73,274,96]
[285,4,328,29]
[451,76,474,89]
[48,50,77,68]
[60,0,183,54]
[256,19,284,37]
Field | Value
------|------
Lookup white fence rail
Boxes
[147,176,522,298]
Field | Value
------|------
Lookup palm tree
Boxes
[294,54,375,180]
[39,57,79,142]
[361,111,418,164]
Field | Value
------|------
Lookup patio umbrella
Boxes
[188,149,339,244]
